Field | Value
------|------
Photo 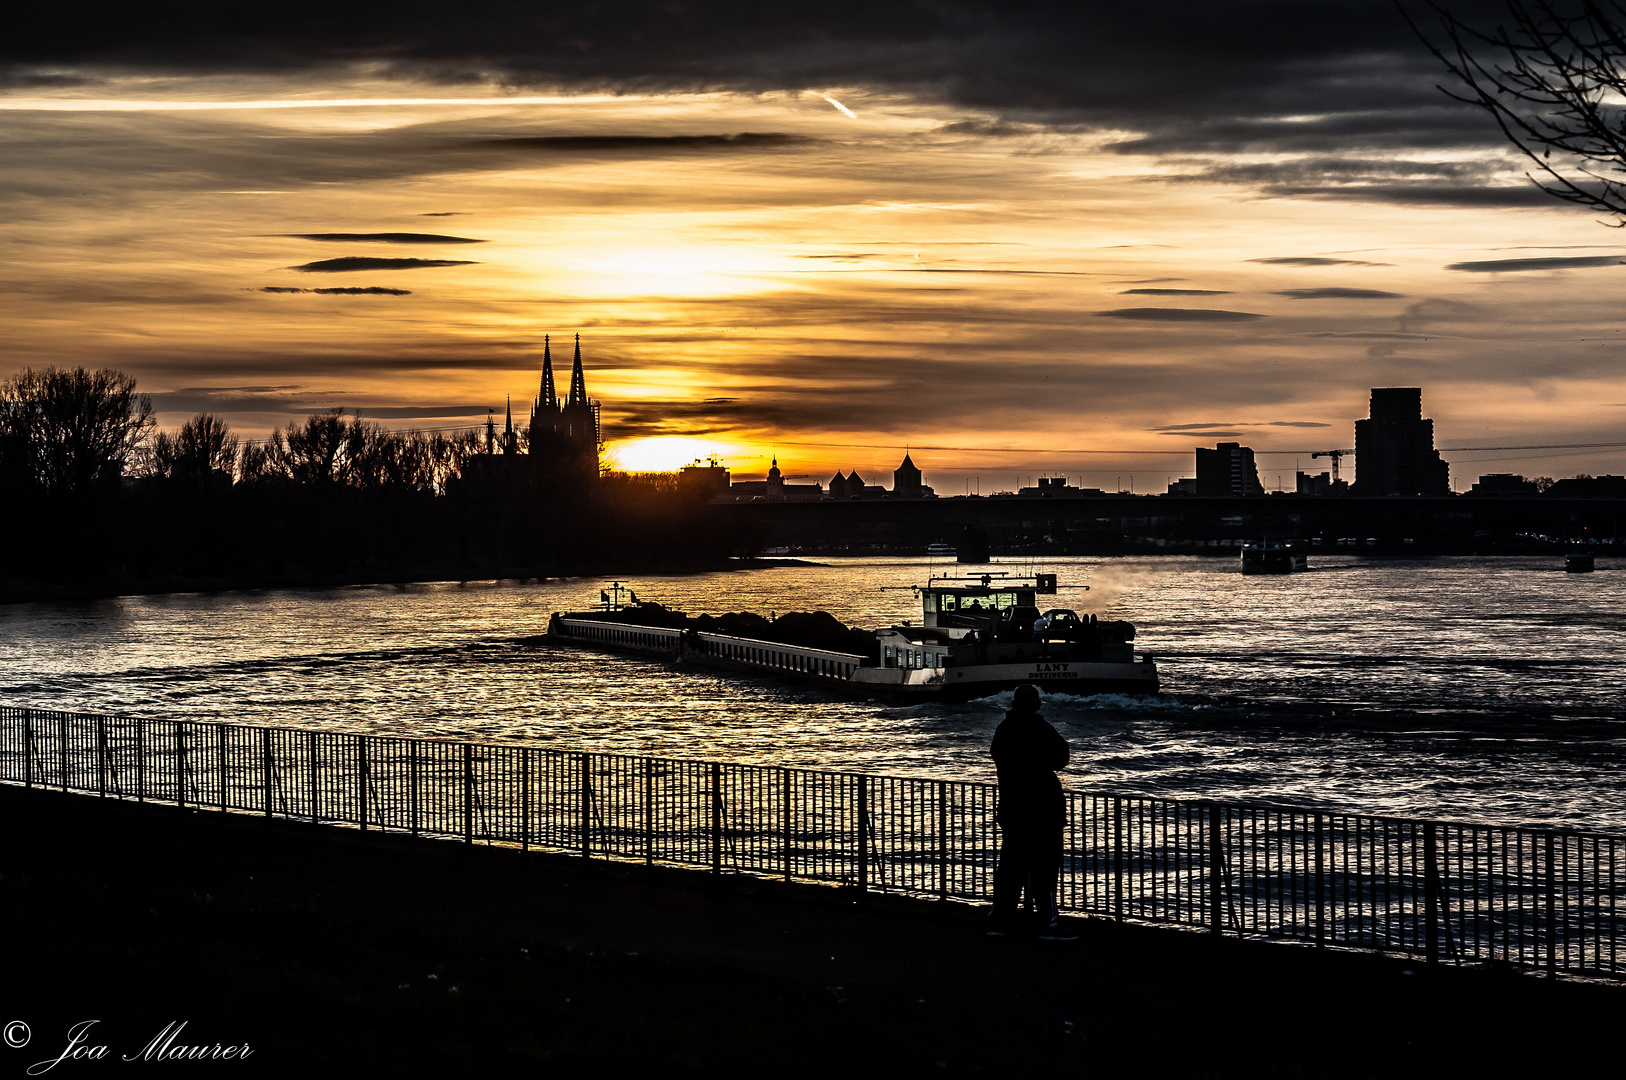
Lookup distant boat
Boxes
[1565,552,1595,573]
[1241,539,1307,574]
[925,543,956,558]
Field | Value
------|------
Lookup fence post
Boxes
[1209,803,1223,936]
[1424,821,1439,966]
[23,710,32,790]
[1113,796,1124,923]
[1545,833,1557,976]
[781,767,792,882]
[522,748,532,853]
[59,712,69,793]
[357,735,368,832]
[937,780,949,901]
[643,756,654,865]
[580,753,593,859]
[217,723,228,812]
[409,741,419,836]
[857,775,869,894]
[96,716,107,798]
[463,743,474,845]
[176,722,187,810]
[710,761,721,874]
[1315,812,1326,948]
[261,728,272,817]
[136,718,145,803]
[308,731,319,826]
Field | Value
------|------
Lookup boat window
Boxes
[922,593,938,614]
[940,591,1022,614]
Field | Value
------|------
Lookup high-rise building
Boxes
[1353,388,1449,496]
[1194,442,1264,496]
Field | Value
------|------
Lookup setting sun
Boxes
[608,436,761,474]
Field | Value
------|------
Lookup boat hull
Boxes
[852,660,1158,701]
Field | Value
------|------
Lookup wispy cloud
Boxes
[280,232,483,244]
[287,257,476,272]
[1096,308,1265,321]
[1119,287,1230,295]
[470,133,813,153]
[259,286,413,295]
[1274,287,1401,299]
[1249,257,1388,267]
[1446,256,1626,272]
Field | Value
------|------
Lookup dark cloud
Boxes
[1249,257,1388,267]
[1095,308,1265,322]
[1264,184,1551,208]
[1151,419,1330,430]
[259,286,413,295]
[1119,288,1230,295]
[1177,156,1552,208]
[1,1,1517,158]
[0,70,100,87]
[287,258,476,273]
[356,406,490,419]
[1274,288,1402,300]
[1309,331,1428,340]
[281,233,483,244]
[1159,430,1242,437]
[472,133,814,153]
[147,385,485,419]
[1446,256,1626,272]
[419,212,463,216]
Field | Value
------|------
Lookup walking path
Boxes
[1,785,1613,1075]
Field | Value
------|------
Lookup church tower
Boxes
[893,452,923,498]
[528,332,601,484]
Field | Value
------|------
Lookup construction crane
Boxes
[1310,448,1353,483]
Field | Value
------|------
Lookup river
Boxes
[2,555,1621,831]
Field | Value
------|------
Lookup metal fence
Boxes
[1,705,1618,980]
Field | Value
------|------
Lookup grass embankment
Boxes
[1,786,1614,1076]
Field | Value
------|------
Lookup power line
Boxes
[1437,441,1626,452]
[773,438,1626,457]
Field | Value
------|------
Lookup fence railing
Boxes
[1,705,1618,980]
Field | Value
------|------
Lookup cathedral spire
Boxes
[538,335,558,412]
[567,333,588,408]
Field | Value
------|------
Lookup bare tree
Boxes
[151,413,239,482]
[268,409,349,484]
[0,367,154,494]
[1418,1,1626,222]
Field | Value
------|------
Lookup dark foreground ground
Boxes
[1,786,1615,1077]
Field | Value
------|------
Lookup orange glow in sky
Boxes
[3,74,1626,489]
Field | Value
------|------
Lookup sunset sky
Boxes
[5,1,1625,489]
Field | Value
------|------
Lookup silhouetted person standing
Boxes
[988,684,1075,939]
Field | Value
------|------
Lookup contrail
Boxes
[821,95,857,119]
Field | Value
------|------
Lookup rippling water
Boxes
[3,555,1622,831]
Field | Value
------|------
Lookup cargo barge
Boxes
[546,572,1159,701]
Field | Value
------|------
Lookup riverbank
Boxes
[1,785,1614,1076]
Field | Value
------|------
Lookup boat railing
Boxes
[2,704,1618,982]
[690,631,866,679]
[552,617,683,650]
